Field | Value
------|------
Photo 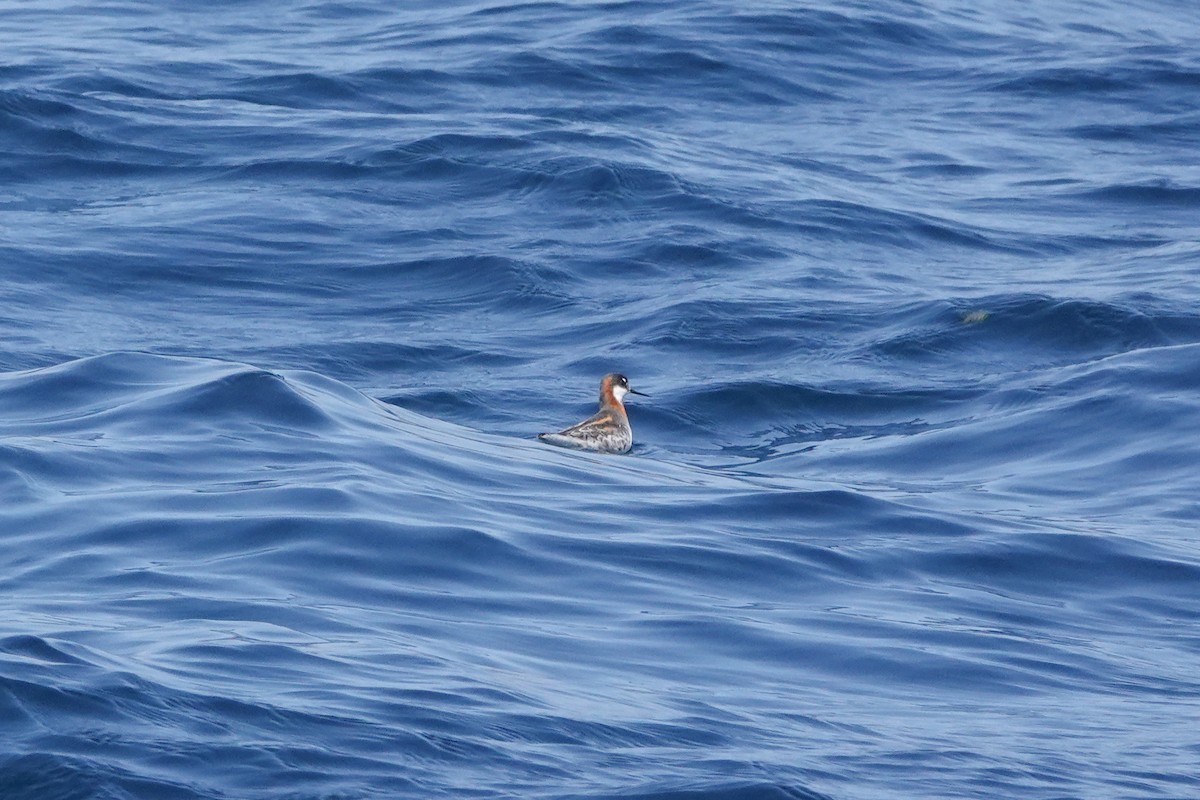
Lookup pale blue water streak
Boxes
[2,1,1200,799]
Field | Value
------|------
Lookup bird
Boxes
[538,373,648,454]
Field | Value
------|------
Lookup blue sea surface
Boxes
[2,1,1199,798]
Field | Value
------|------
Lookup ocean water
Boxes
[2,0,1199,798]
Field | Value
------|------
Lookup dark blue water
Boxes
[3,1,1199,798]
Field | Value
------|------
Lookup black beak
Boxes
[628,387,649,397]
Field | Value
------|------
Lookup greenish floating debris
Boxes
[961,309,990,324]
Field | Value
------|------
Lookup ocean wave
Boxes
[5,1,1200,796]
[0,328,1195,796]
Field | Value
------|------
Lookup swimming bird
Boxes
[538,373,648,454]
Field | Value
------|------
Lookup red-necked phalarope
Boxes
[538,373,648,454]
